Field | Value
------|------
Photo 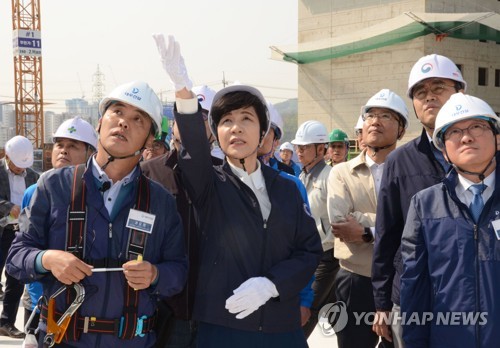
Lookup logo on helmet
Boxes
[451,105,470,118]
[125,88,142,101]
[421,63,433,73]
[318,301,348,336]
[68,126,76,134]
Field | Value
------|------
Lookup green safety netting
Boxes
[270,12,500,64]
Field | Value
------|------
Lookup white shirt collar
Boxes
[4,159,26,177]
[228,160,266,191]
[457,170,495,196]
[90,156,136,186]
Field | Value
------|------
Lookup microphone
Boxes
[99,181,111,192]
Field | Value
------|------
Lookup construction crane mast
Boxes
[12,0,44,148]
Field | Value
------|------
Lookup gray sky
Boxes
[0,0,298,112]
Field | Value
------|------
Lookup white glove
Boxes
[225,277,279,319]
[152,33,193,91]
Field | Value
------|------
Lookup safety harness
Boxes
[41,164,156,341]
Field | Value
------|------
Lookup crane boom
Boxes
[12,0,44,149]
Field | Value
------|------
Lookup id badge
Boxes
[126,209,156,234]
[492,219,500,241]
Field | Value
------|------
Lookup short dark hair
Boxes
[210,91,268,135]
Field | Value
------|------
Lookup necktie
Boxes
[468,183,486,223]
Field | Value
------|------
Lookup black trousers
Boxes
[335,268,393,348]
[302,249,340,337]
[0,226,24,326]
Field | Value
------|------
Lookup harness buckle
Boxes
[43,283,85,347]
[135,315,147,337]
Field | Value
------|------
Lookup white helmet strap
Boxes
[443,135,498,181]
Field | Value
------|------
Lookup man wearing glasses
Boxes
[143,139,170,161]
[328,89,408,348]
[401,93,500,347]
[372,54,466,347]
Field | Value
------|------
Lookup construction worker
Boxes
[326,128,350,166]
[328,89,408,348]
[279,142,301,177]
[260,102,295,176]
[6,81,188,347]
[291,120,339,338]
[153,33,322,347]
[143,117,171,161]
[354,115,366,151]
[140,84,222,348]
[21,116,98,338]
[401,93,500,347]
[371,54,466,348]
[0,135,39,339]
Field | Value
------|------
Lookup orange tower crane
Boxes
[11,0,44,148]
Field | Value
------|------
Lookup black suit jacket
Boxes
[0,158,39,220]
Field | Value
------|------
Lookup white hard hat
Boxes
[361,89,409,129]
[433,93,499,150]
[407,54,466,98]
[279,141,294,153]
[354,115,364,131]
[291,120,329,145]
[53,117,98,150]
[208,84,270,140]
[192,85,216,112]
[267,102,284,140]
[5,135,33,168]
[99,81,163,136]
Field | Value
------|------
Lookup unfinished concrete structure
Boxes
[273,0,500,143]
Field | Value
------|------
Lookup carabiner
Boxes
[44,283,85,347]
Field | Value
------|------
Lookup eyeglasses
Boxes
[444,123,491,142]
[151,142,165,151]
[362,112,397,123]
[295,144,315,152]
[412,83,455,101]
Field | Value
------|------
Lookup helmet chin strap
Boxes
[451,160,494,181]
[366,142,395,157]
[444,136,498,181]
[231,145,260,173]
[98,137,147,171]
[366,126,403,157]
[225,133,265,173]
[302,145,323,173]
[257,146,275,164]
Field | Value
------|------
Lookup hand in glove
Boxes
[152,33,193,91]
[225,277,279,319]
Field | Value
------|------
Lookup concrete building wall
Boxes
[298,0,500,143]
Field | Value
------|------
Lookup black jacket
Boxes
[141,150,222,320]
[372,129,446,309]
[175,108,322,333]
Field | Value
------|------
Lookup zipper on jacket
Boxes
[258,219,268,331]
[473,223,480,347]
